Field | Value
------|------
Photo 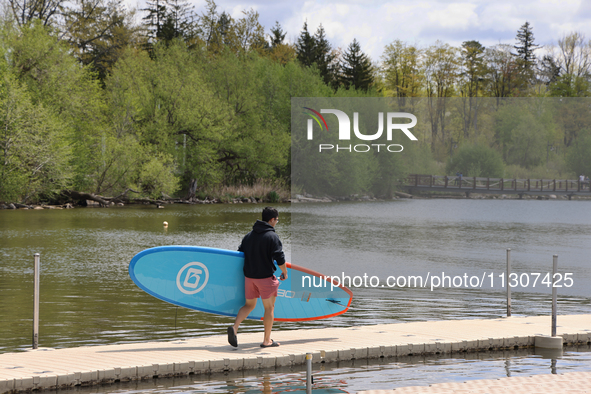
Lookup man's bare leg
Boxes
[261,296,277,346]
[233,298,257,335]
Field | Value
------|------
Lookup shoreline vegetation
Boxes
[2,181,590,210]
[0,180,292,209]
[1,3,591,207]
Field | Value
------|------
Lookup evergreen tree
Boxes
[340,38,373,91]
[513,21,539,83]
[142,0,195,43]
[216,11,233,44]
[165,0,196,40]
[142,0,167,41]
[269,21,286,48]
[295,21,316,67]
[63,0,138,83]
[314,24,337,87]
[514,22,539,64]
[266,21,296,65]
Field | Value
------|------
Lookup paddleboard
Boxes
[129,246,353,321]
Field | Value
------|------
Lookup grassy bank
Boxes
[194,180,291,203]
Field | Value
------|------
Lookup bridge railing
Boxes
[406,174,591,193]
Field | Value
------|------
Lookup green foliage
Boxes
[204,49,330,186]
[504,163,566,180]
[0,23,184,202]
[566,131,591,177]
[137,153,180,198]
[381,39,422,99]
[548,74,591,97]
[267,190,279,203]
[0,74,72,202]
[493,100,557,169]
[446,144,504,177]
[203,49,285,184]
[107,41,226,192]
[105,40,327,197]
[401,143,439,176]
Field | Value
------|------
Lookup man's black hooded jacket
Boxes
[239,220,286,279]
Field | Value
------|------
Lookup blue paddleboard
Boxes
[129,246,352,321]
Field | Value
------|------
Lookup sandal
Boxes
[227,326,238,347]
[260,339,280,348]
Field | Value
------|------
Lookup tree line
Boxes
[1,0,591,204]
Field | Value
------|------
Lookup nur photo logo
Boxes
[303,107,418,153]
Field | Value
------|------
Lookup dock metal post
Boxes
[552,255,558,337]
[33,253,40,349]
[506,249,511,317]
[306,353,312,394]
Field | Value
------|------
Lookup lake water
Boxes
[1,199,590,391]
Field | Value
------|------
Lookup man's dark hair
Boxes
[262,207,278,222]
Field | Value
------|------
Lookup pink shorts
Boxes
[245,276,280,299]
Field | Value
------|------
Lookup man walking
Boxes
[228,207,288,348]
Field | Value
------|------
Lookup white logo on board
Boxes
[176,262,209,294]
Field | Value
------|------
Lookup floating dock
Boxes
[360,370,591,393]
[1,314,590,393]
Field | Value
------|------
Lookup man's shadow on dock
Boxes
[97,337,337,354]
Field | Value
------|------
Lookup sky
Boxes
[125,0,591,61]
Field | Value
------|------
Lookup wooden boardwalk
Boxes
[1,314,591,393]
[405,174,591,198]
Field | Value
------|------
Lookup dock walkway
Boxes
[360,371,591,393]
[1,314,590,393]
